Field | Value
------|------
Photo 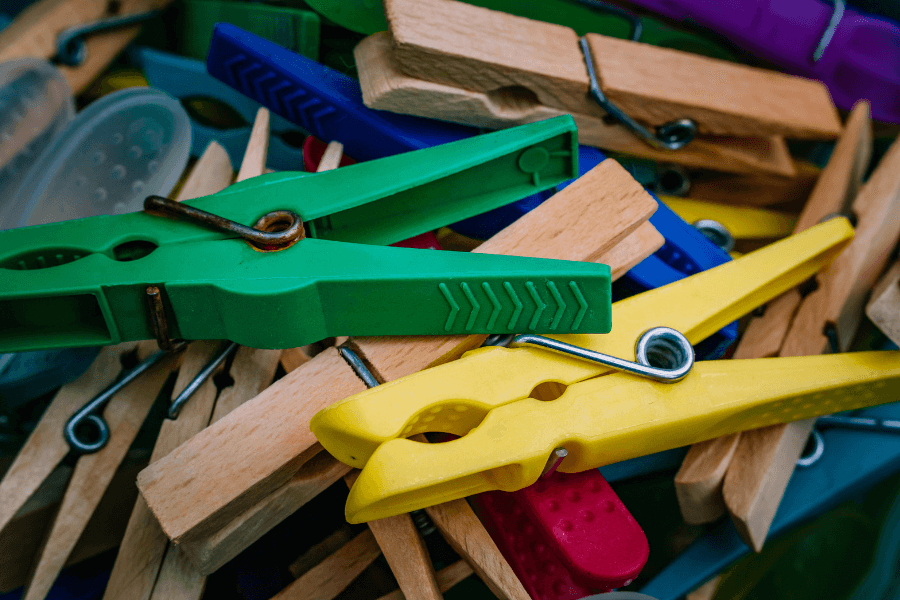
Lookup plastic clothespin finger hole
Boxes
[635,327,693,372]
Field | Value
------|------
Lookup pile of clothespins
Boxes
[2,0,900,599]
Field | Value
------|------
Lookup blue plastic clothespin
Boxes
[132,47,306,171]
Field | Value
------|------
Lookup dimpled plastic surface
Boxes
[520,471,648,590]
[0,59,74,228]
[11,88,191,227]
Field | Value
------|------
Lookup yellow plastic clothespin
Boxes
[308,218,899,523]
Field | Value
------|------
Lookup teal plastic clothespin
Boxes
[0,116,613,352]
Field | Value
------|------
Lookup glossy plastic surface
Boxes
[10,88,191,227]
[472,469,648,599]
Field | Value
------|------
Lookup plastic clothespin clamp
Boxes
[307,217,900,523]
[132,47,306,172]
[0,116,615,353]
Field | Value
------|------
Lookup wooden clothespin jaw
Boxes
[353,0,842,176]
[0,116,618,352]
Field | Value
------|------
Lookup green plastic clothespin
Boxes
[0,116,612,352]
[178,0,321,62]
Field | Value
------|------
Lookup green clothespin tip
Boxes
[178,0,321,62]
[0,115,613,352]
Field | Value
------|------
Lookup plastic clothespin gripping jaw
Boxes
[311,217,854,468]
[0,116,609,352]
[344,350,900,522]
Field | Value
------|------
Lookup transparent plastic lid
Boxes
[11,87,191,227]
[0,59,75,229]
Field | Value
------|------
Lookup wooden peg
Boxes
[375,560,474,600]
[289,527,356,578]
[723,111,900,552]
[674,101,873,526]
[317,142,345,173]
[383,0,839,139]
[173,142,234,202]
[356,30,795,177]
[136,158,658,553]
[280,346,314,374]
[597,221,664,281]
[23,341,180,600]
[0,342,138,537]
[686,576,722,600]
[181,452,352,574]
[687,161,821,208]
[866,259,900,346]
[272,529,382,600]
[345,471,442,600]
[236,108,271,182]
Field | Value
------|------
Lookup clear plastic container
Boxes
[12,86,191,226]
[0,58,74,228]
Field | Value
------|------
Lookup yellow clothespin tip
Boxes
[311,217,853,469]
[345,351,900,522]
[660,196,798,241]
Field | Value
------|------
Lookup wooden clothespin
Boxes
[687,160,821,209]
[0,0,170,93]
[866,261,900,347]
[354,0,842,177]
[677,100,900,552]
[136,159,663,578]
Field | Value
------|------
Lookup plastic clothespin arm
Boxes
[344,351,900,522]
[205,23,480,161]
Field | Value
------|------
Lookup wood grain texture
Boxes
[272,530,382,600]
[236,108,270,182]
[0,343,137,536]
[356,31,796,177]
[23,342,179,600]
[317,141,344,173]
[137,347,367,544]
[722,121,900,552]
[687,161,820,208]
[866,259,900,346]
[675,433,741,524]
[147,545,206,600]
[675,101,873,527]
[102,342,225,600]
[356,157,657,382]
[584,33,841,139]
[374,560,474,600]
[425,499,529,600]
[593,221,662,281]
[722,419,815,552]
[173,142,234,202]
[289,527,355,578]
[210,346,281,424]
[178,440,352,574]
[385,0,591,116]
[280,347,313,373]
[345,471,442,600]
